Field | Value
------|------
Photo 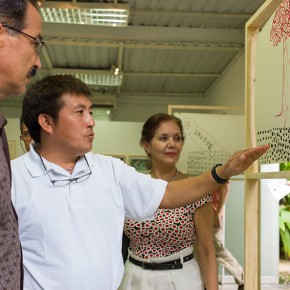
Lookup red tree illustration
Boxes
[270,0,290,126]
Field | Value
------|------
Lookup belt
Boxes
[128,253,194,270]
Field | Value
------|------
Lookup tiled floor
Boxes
[219,259,290,290]
[219,284,289,290]
[279,259,290,289]
[280,258,290,272]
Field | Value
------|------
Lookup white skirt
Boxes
[118,247,203,290]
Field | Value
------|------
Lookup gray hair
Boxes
[0,0,39,30]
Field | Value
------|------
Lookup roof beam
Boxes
[38,68,220,79]
[43,38,243,52]
[131,9,252,19]
[122,92,204,97]
[43,24,244,43]
[125,72,220,78]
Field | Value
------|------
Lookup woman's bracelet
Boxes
[211,164,229,184]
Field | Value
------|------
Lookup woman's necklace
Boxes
[149,168,179,182]
[171,169,179,182]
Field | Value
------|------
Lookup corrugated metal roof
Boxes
[1,0,265,107]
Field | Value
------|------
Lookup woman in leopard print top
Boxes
[119,113,218,290]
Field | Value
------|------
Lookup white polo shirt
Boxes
[11,147,167,290]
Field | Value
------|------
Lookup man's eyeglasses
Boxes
[37,153,92,187]
[1,23,44,55]
[20,131,31,140]
[19,131,32,153]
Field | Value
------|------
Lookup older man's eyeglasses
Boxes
[1,23,44,55]
[37,153,92,187]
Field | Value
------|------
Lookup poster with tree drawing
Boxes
[255,0,290,163]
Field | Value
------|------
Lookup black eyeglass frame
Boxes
[19,131,32,153]
[37,153,92,187]
[20,131,31,140]
[1,22,44,54]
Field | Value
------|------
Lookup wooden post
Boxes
[245,1,284,289]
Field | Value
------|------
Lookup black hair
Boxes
[20,114,25,134]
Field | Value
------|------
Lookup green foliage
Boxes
[280,162,290,171]
[279,162,290,259]
[279,205,290,259]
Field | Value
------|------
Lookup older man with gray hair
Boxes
[0,0,43,288]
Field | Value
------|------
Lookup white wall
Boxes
[260,164,280,284]
[205,52,245,107]
[6,118,23,159]
[223,178,245,280]
[113,95,205,122]
[92,121,144,157]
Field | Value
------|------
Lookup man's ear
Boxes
[0,23,5,47]
[38,114,54,134]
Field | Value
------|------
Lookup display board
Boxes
[255,0,290,164]
[174,112,245,175]
[245,1,288,289]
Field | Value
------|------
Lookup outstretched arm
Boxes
[160,144,269,209]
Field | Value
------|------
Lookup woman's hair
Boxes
[140,113,185,151]
[19,114,25,134]
[22,75,93,143]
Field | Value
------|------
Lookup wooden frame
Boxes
[168,105,244,116]
[245,1,290,289]
[128,155,149,173]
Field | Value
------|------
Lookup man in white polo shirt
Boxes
[11,75,268,290]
